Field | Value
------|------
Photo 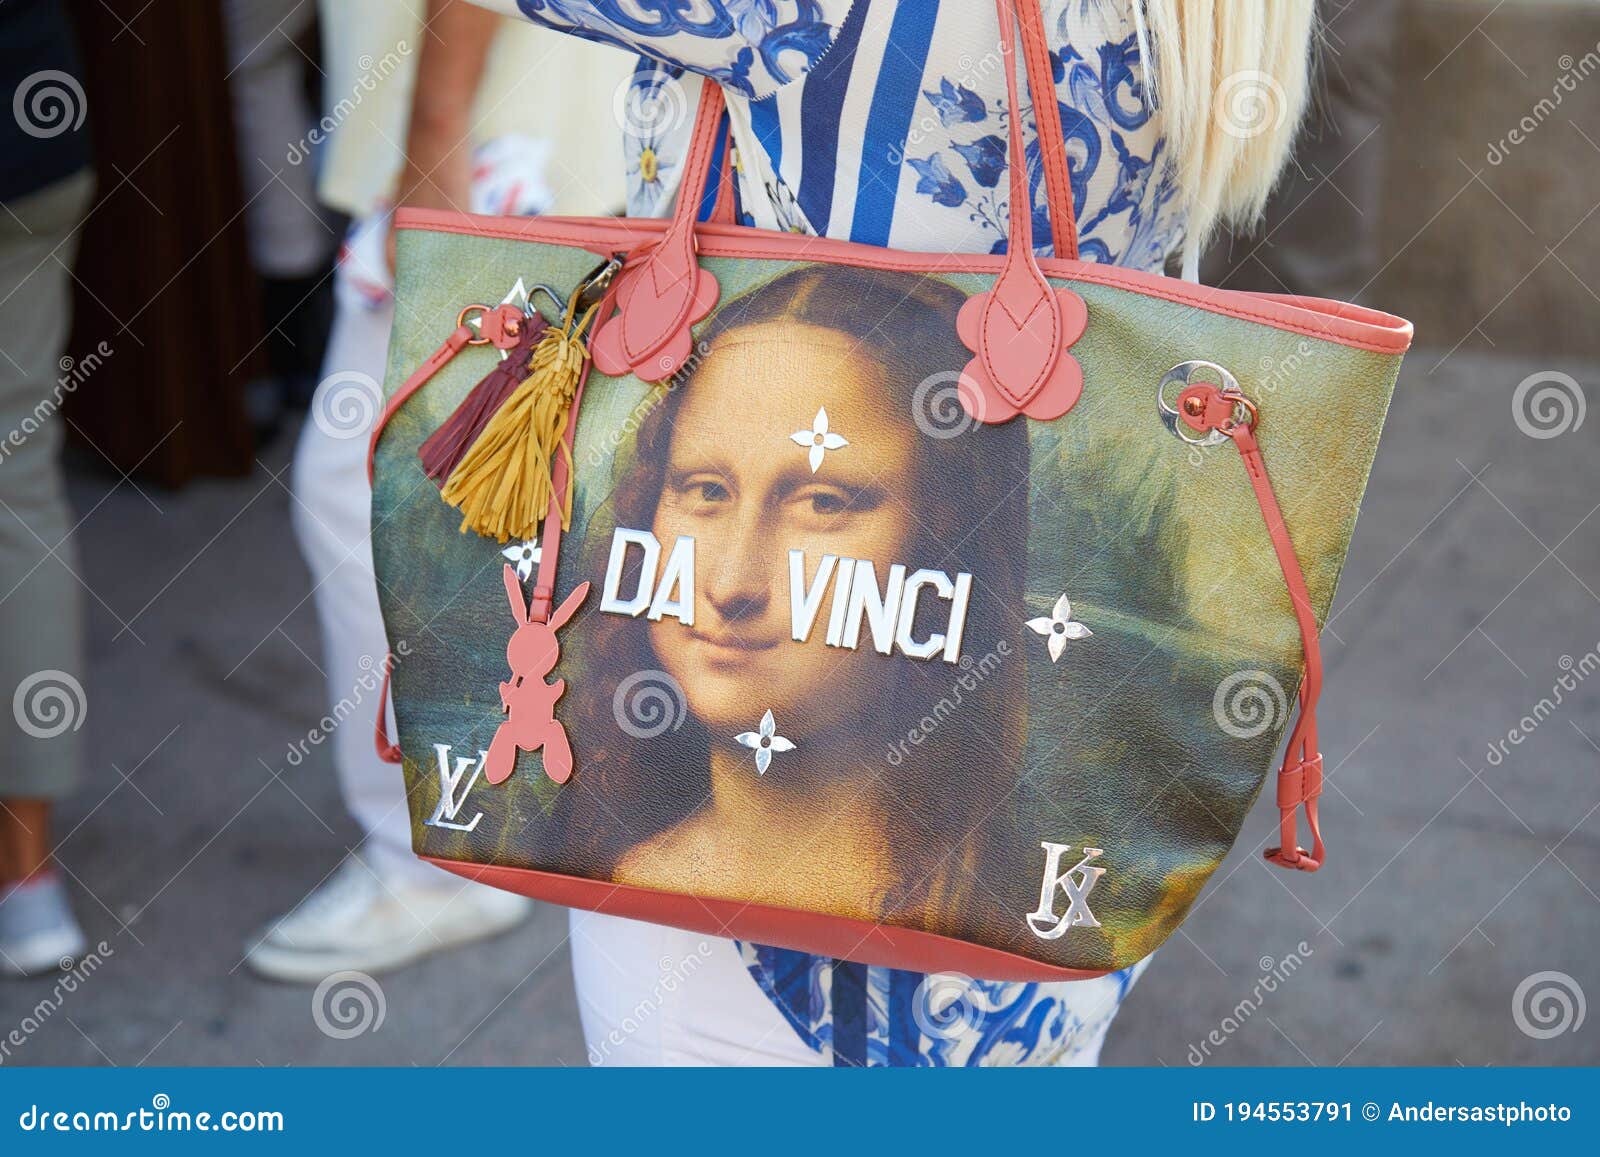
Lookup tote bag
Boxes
[368,0,1412,980]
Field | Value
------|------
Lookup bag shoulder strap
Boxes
[1014,0,1078,259]
[658,0,1076,258]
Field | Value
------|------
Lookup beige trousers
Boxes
[0,170,94,799]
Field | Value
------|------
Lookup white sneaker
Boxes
[0,871,88,979]
[244,855,532,983]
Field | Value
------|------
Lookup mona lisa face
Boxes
[648,321,918,746]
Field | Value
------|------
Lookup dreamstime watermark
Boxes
[885,641,1010,766]
[1214,70,1288,141]
[312,970,386,1039]
[0,941,113,1066]
[911,370,982,440]
[911,971,985,1040]
[311,370,385,440]
[1254,340,1315,399]
[1512,970,1585,1039]
[613,70,691,140]
[12,670,87,740]
[12,70,87,139]
[1212,669,1288,740]
[612,668,688,738]
[1511,370,1586,439]
[17,1095,283,1134]
[285,644,410,768]
[1186,942,1313,1064]
[1487,42,1600,165]
[0,341,113,465]
[586,942,713,1064]
[287,44,411,165]
[1483,645,1599,767]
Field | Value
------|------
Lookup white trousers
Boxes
[290,282,438,886]
[570,907,1142,1067]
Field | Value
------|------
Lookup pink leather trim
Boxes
[422,856,1112,981]
[396,209,1414,356]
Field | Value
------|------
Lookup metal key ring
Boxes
[457,304,494,344]
[1158,359,1242,447]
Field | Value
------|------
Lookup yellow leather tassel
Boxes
[440,300,597,543]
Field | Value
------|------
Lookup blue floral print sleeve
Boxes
[509,0,848,99]
[479,0,1184,267]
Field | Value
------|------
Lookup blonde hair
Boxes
[1134,1,1317,253]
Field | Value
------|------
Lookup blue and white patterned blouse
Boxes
[481,0,1173,1066]
[491,0,1183,266]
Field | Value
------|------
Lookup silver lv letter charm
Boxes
[424,743,488,833]
[1025,842,1105,939]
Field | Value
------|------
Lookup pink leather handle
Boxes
[950,0,1089,425]
[708,120,738,225]
[1011,0,1078,260]
[661,76,733,235]
[594,0,1078,386]
[994,0,1043,262]
[589,82,725,380]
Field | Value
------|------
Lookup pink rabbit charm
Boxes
[484,564,590,786]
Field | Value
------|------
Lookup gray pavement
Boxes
[3,345,1597,1067]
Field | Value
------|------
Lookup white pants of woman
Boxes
[291,279,438,887]
[571,908,1145,1067]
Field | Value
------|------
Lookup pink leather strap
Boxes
[594,1,1077,382]
[1012,0,1078,259]
[995,0,1043,263]
[993,0,1080,261]
[1229,422,1325,872]
[708,123,738,225]
[365,323,480,762]
[667,81,728,240]
[1180,388,1326,871]
[950,0,1087,424]
[658,0,1073,258]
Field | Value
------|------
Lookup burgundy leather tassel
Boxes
[417,319,547,485]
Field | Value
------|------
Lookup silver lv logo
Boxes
[1025,842,1105,939]
[424,744,488,832]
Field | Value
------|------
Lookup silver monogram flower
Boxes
[470,277,533,361]
[734,709,795,775]
[1027,594,1092,663]
[502,539,541,581]
[789,407,848,473]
